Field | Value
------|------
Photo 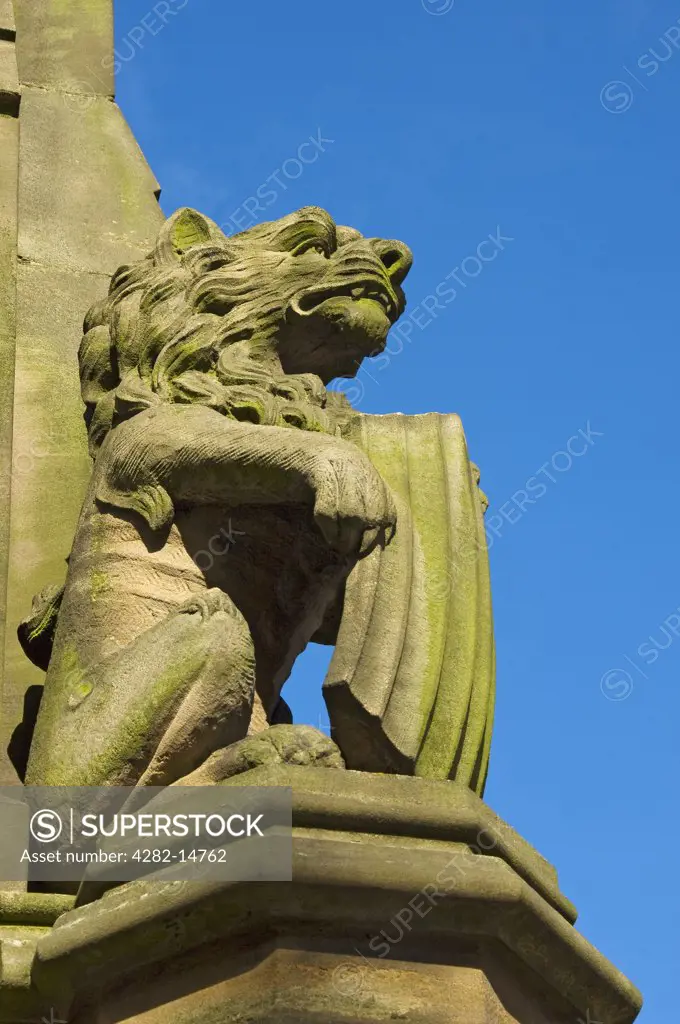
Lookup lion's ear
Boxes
[155,208,228,264]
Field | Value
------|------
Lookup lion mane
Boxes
[78,206,409,453]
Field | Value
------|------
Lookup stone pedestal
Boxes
[0,768,640,1023]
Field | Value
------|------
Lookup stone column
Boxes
[0,0,20,786]
[0,1,164,782]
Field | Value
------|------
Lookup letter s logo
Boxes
[30,809,63,843]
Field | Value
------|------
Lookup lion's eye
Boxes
[291,240,329,258]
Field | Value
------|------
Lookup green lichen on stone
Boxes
[72,650,206,786]
[89,568,109,600]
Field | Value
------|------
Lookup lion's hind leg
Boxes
[26,588,256,788]
[137,589,257,786]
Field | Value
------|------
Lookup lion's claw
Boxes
[172,725,345,785]
[178,587,239,622]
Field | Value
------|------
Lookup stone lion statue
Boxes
[19,206,412,788]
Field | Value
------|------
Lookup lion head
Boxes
[80,206,412,450]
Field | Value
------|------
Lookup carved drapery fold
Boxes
[325,412,495,794]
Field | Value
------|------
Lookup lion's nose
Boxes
[371,239,413,287]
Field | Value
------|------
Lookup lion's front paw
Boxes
[312,447,396,555]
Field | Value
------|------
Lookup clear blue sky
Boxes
[115,2,679,1018]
